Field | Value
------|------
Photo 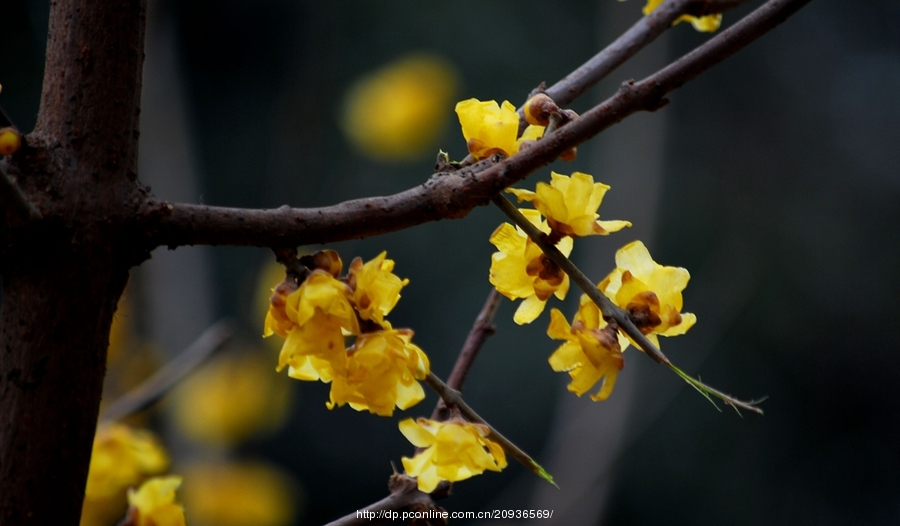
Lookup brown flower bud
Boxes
[524,93,557,127]
[559,146,577,162]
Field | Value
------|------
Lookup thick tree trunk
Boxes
[0,0,148,523]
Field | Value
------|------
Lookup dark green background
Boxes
[2,1,898,524]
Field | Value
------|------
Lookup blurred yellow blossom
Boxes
[327,329,429,416]
[126,476,186,526]
[342,54,458,160]
[171,351,291,447]
[599,240,697,350]
[399,418,507,493]
[181,461,299,526]
[641,0,722,32]
[455,99,545,160]
[489,209,573,324]
[547,296,625,401]
[101,292,160,422]
[507,171,631,238]
[347,251,409,327]
[0,127,20,156]
[81,424,169,526]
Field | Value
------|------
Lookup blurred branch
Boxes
[324,475,450,526]
[0,165,41,227]
[491,194,764,415]
[431,288,502,422]
[140,0,811,251]
[99,320,234,422]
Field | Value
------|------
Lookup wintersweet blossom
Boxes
[85,424,169,499]
[341,54,458,160]
[642,0,722,32]
[126,476,186,526]
[547,296,625,401]
[399,418,507,493]
[266,270,359,379]
[599,240,697,350]
[181,461,297,526]
[489,209,574,324]
[455,99,544,159]
[81,424,170,526]
[347,251,409,327]
[327,329,430,416]
[172,353,291,446]
[507,171,631,238]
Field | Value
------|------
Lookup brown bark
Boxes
[0,0,148,523]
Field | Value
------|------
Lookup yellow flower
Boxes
[266,270,359,380]
[399,418,507,493]
[455,99,545,160]
[85,424,169,499]
[126,476,186,526]
[489,209,574,324]
[599,240,697,349]
[327,329,429,416]
[507,171,631,238]
[181,461,299,526]
[547,296,625,401]
[642,0,722,32]
[171,352,291,447]
[347,251,409,327]
[341,54,458,161]
[81,424,169,526]
[280,310,348,382]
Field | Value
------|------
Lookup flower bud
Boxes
[524,93,557,126]
[0,127,21,156]
[559,146,577,162]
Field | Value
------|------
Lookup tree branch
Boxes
[0,165,42,227]
[323,474,450,526]
[425,372,554,484]
[99,320,234,422]
[491,194,763,415]
[139,0,812,251]
[539,0,754,108]
[431,288,502,422]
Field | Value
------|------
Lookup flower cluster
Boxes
[265,250,430,416]
[491,171,631,324]
[399,418,507,493]
[474,92,694,403]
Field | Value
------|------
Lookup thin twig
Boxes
[99,320,234,422]
[425,372,556,485]
[538,0,754,108]
[431,288,502,422]
[142,0,812,251]
[324,474,450,526]
[272,247,308,282]
[491,194,763,415]
[0,165,41,227]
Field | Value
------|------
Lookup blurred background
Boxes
[2,0,899,524]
